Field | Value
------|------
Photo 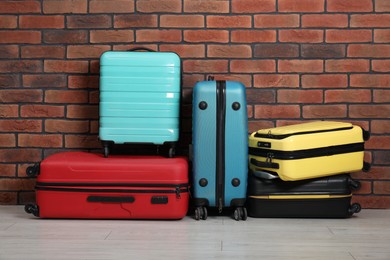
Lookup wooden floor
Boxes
[1,206,389,260]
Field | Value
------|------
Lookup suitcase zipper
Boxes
[216,80,226,213]
[254,126,354,139]
[249,142,364,160]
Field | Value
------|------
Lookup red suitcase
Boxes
[24,152,189,220]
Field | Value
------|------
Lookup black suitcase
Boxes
[247,172,362,218]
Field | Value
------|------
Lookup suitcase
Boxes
[192,80,248,220]
[248,121,370,181]
[247,172,362,218]
[24,152,189,220]
[99,48,181,157]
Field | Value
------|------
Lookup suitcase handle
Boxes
[250,158,280,169]
[250,170,280,180]
[127,47,155,52]
[87,196,135,203]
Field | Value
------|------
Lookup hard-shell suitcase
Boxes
[99,48,181,157]
[247,172,362,218]
[248,121,370,181]
[192,80,248,220]
[25,152,189,220]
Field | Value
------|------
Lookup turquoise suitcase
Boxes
[192,80,248,221]
[99,48,181,157]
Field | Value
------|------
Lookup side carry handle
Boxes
[250,158,280,169]
[127,47,155,52]
[87,196,135,203]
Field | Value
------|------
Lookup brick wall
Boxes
[0,0,389,208]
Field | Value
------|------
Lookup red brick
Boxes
[301,44,345,58]
[89,91,99,104]
[67,15,112,28]
[18,134,63,148]
[302,74,347,88]
[207,15,251,28]
[374,182,390,194]
[0,31,41,44]
[246,90,275,104]
[351,14,390,28]
[43,30,88,44]
[350,74,390,88]
[137,0,181,13]
[68,76,99,89]
[353,195,390,209]
[279,30,323,43]
[369,136,390,150]
[232,0,275,13]
[371,120,390,134]
[349,105,390,118]
[0,45,18,59]
[325,90,371,103]
[326,29,372,43]
[0,120,41,133]
[43,0,87,14]
[160,15,204,28]
[184,0,229,13]
[45,120,90,133]
[279,0,324,12]
[0,105,18,118]
[66,105,99,119]
[0,179,36,191]
[278,60,323,73]
[20,105,64,118]
[23,74,66,88]
[0,61,42,73]
[90,0,134,13]
[90,121,99,134]
[352,181,372,195]
[0,134,15,147]
[230,60,275,73]
[231,30,276,43]
[207,45,252,58]
[89,60,100,74]
[114,15,158,28]
[90,30,134,43]
[0,90,42,103]
[65,135,100,149]
[67,45,110,59]
[182,74,205,89]
[248,121,275,133]
[44,60,89,73]
[0,149,41,163]
[278,90,323,103]
[0,15,17,28]
[254,74,299,88]
[136,30,181,42]
[184,30,229,43]
[254,105,300,119]
[254,14,299,28]
[183,60,228,73]
[0,75,19,88]
[19,15,64,29]
[0,1,41,14]
[374,151,390,165]
[325,59,369,72]
[160,44,205,58]
[374,90,390,103]
[327,0,373,12]
[376,0,390,12]
[303,105,347,118]
[21,46,65,59]
[348,44,390,58]
[352,166,390,180]
[45,90,89,104]
[374,29,390,43]
[0,164,16,177]
[212,74,252,88]
[302,14,348,28]
[254,44,298,58]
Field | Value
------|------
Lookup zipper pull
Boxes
[266,152,274,163]
[175,186,181,199]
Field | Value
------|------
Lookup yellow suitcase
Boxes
[248,121,370,181]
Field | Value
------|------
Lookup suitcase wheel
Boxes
[349,203,361,216]
[194,207,208,221]
[233,207,247,221]
[24,204,39,217]
[168,147,175,158]
[362,129,370,141]
[349,179,361,190]
[26,163,40,177]
[103,145,110,158]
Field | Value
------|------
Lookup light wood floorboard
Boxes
[0,206,389,260]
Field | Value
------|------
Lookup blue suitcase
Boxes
[99,48,181,157]
[192,80,248,220]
